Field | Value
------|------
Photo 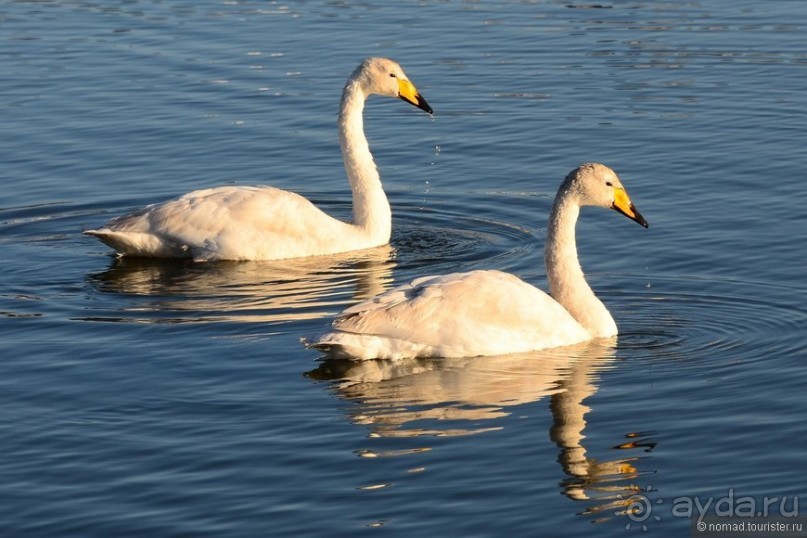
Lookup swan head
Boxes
[352,57,433,115]
[564,163,649,228]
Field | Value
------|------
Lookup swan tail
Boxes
[302,332,436,361]
[302,339,364,361]
[84,229,188,258]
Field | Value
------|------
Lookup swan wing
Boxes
[311,270,591,359]
[86,186,360,260]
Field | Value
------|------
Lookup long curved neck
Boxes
[337,80,392,243]
[545,193,617,337]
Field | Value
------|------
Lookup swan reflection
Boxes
[85,245,395,323]
[308,339,657,523]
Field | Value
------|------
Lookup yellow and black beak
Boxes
[612,187,649,228]
[397,78,433,115]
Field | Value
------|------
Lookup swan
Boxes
[306,163,648,360]
[84,57,433,261]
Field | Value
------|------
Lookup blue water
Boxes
[2,1,806,536]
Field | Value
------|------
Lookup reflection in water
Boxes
[548,351,658,524]
[85,245,395,323]
[308,340,658,525]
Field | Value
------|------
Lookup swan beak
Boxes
[398,78,433,115]
[612,187,649,228]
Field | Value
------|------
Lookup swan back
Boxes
[309,270,591,360]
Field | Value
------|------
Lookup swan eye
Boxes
[605,181,613,187]
[389,73,397,78]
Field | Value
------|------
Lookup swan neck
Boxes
[338,81,391,242]
[545,195,617,336]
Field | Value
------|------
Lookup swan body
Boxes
[85,57,433,261]
[308,163,648,360]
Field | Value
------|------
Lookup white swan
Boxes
[307,163,648,360]
[84,58,433,261]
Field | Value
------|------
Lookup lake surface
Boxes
[2,1,806,536]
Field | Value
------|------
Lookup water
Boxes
[2,1,806,536]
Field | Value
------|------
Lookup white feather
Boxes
[85,58,432,261]
[308,163,648,359]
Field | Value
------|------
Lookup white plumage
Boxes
[307,163,648,360]
[85,58,432,261]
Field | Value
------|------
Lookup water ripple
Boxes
[615,274,806,366]
[76,191,541,326]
